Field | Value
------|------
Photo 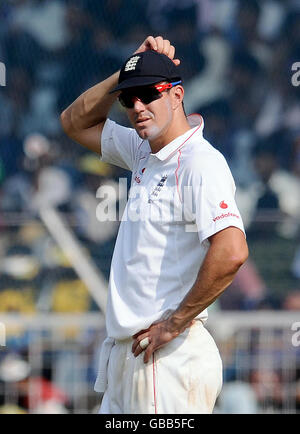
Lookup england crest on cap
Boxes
[124,56,141,72]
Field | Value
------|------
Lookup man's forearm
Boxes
[62,71,120,131]
[167,230,248,334]
[168,255,240,333]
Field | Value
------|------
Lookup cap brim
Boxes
[110,76,170,93]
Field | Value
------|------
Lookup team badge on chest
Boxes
[148,175,168,203]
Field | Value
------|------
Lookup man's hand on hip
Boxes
[134,36,180,66]
[131,318,194,363]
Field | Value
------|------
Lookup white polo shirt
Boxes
[100,114,245,340]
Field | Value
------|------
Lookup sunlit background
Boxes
[0,0,299,414]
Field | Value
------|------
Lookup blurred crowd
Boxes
[0,1,300,312]
[1,0,300,317]
[0,0,300,414]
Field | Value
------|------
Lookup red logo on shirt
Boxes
[141,168,146,174]
[213,212,239,222]
[220,201,228,209]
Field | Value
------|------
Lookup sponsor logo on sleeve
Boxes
[213,212,240,222]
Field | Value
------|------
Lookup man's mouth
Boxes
[136,118,151,124]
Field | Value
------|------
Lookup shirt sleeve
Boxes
[183,152,245,244]
[100,119,142,172]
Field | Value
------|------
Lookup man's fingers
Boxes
[132,332,149,355]
[145,35,157,51]
[159,39,180,65]
[133,344,143,357]
[155,36,164,53]
[169,45,175,59]
[135,36,180,65]
[134,36,157,54]
[168,45,181,66]
[132,338,141,354]
[132,328,149,339]
[162,39,170,56]
[143,344,155,364]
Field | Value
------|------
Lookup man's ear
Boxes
[171,86,184,110]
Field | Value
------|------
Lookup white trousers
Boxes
[99,321,222,414]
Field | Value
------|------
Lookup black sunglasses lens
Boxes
[119,88,161,108]
[141,88,161,104]
[119,93,133,108]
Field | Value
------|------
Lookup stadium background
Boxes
[0,0,299,414]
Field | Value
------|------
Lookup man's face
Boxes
[121,83,174,142]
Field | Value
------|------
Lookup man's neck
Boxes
[149,117,191,154]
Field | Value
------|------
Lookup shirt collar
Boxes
[151,114,204,162]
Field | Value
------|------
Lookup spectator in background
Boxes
[84,0,149,41]
[73,155,120,245]
[246,142,284,238]
[217,379,258,414]
[163,6,206,80]
[56,3,94,113]
[250,369,284,412]
[228,0,273,69]
[283,291,300,311]
[7,0,69,53]
[228,50,265,130]
[193,50,265,187]
[72,155,128,278]
[219,258,267,310]
[146,0,214,35]
[244,137,300,239]
[196,99,234,162]
[0,67,34,139]
[229,0,261,44]
[256,9,300,138]
[3,25,41,78]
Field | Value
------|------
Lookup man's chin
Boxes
[135,126,150,139]
[136,129,149,139]
[135,125,160,141]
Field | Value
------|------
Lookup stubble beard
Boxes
[135,101,173,143]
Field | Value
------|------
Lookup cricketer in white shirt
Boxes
[94,114,245,413]
[99,114,245,340]
[60,35,248,415]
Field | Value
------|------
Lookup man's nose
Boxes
[132,97,145,111]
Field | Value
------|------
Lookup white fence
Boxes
[0,312,299,414]
[207,311,300,414]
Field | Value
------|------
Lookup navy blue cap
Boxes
[110,50,181,93]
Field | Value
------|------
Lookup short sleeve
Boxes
[100,119,141,171]
[183,152,245,243]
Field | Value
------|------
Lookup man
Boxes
[61,36,248,414]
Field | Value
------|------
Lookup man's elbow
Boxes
[230,244,249,271]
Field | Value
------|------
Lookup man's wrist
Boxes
[166,314,189,335]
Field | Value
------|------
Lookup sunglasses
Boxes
[118,81,182,109]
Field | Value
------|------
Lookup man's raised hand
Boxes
[134,36,180,66]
